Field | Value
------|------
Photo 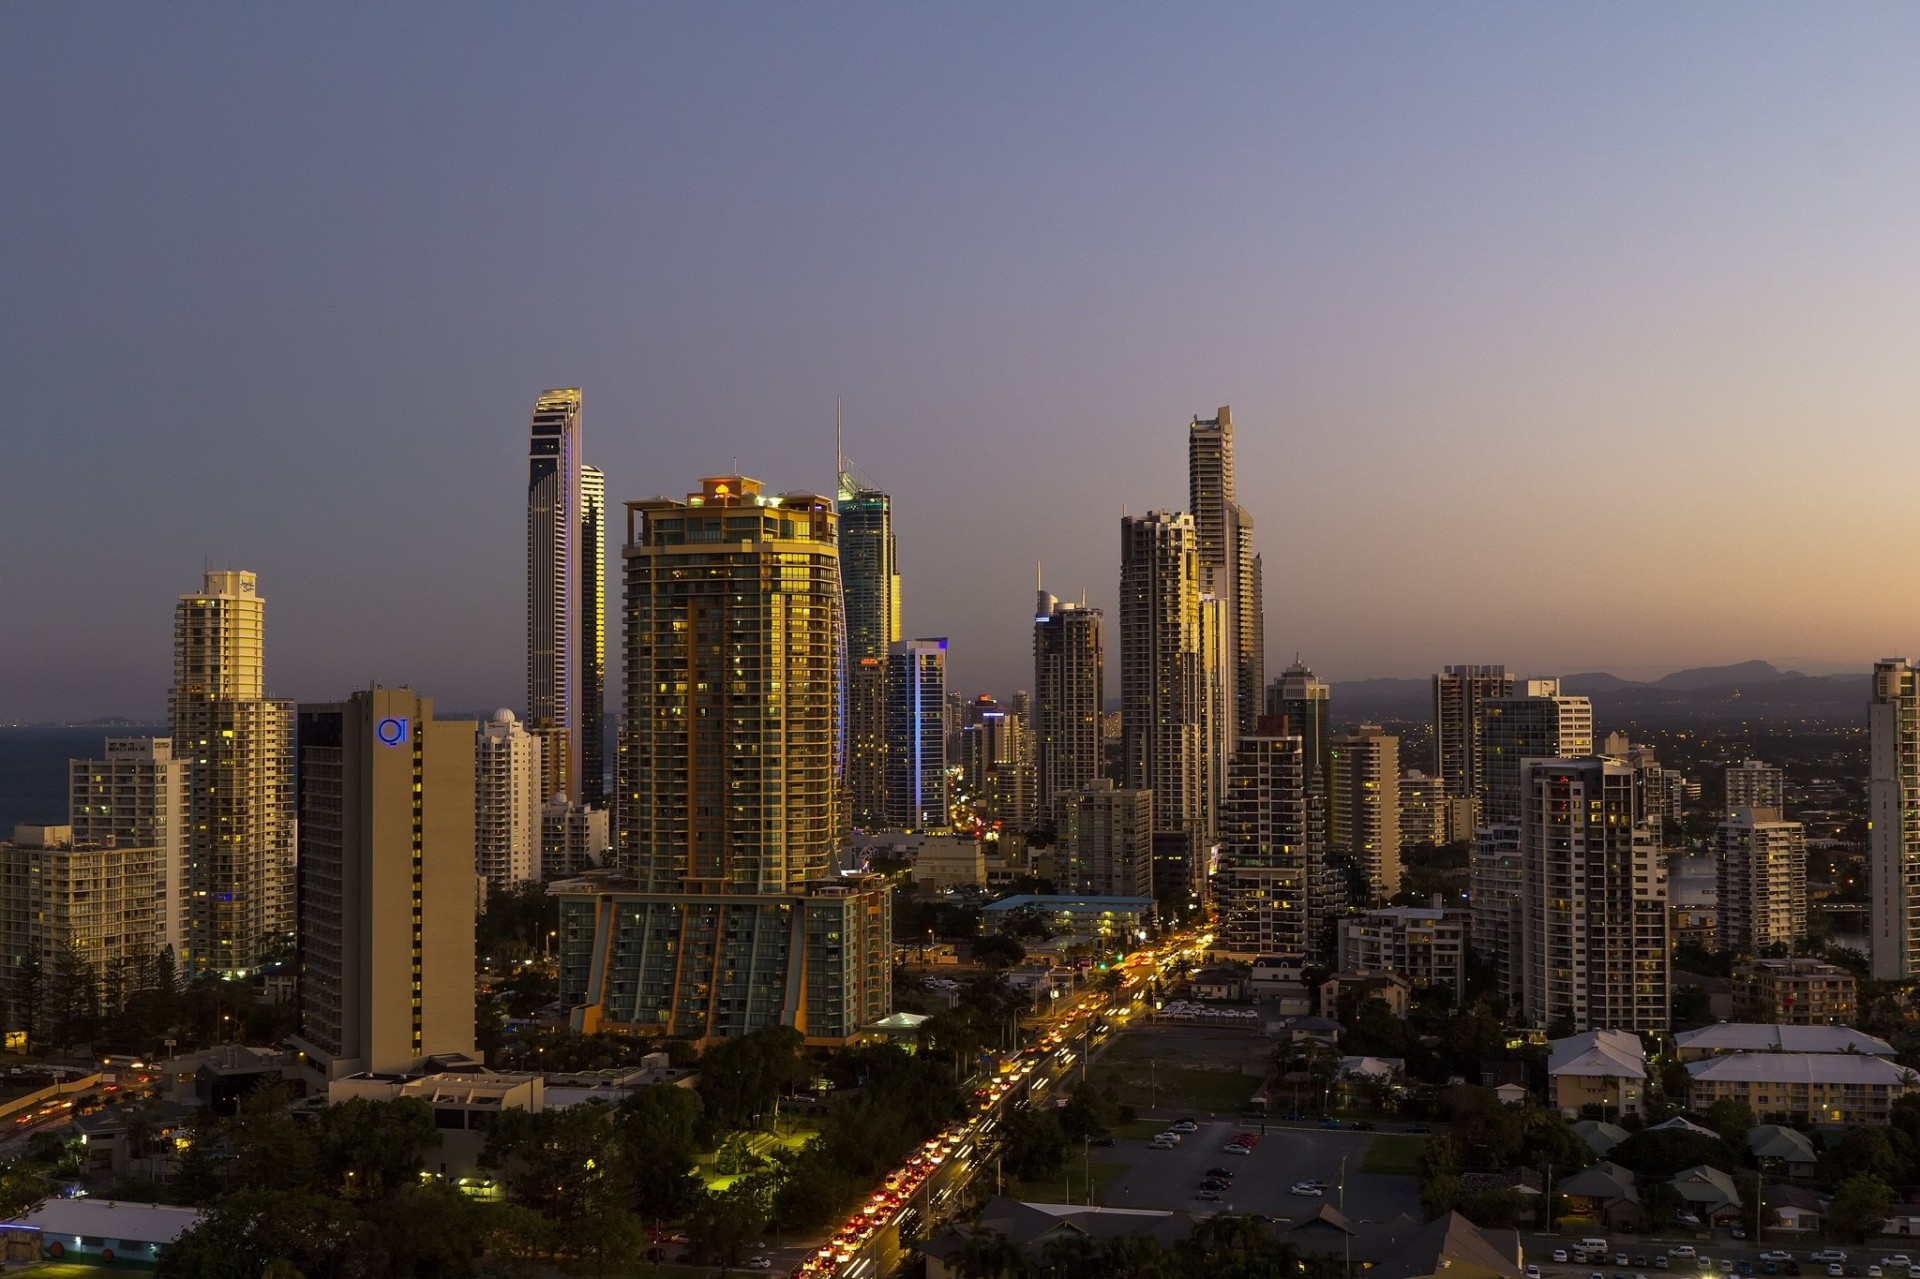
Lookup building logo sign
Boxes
[376,717,409,747]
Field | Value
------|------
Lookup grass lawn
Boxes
[12,1266,102,1279]
[1359,1133,1427,1177]
[1013,1156,1128,1207]
[1086,1026,1265,1116]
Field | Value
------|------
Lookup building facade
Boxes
[1432,664,1514,807]
[526,389,596,803]
[1871,658,1920,979]
[1337,904,1467,997]
[1329,725,1402,902]
[1215,723,1333,960]
[1481,679,1594,826]
[838,476,899,831]
[1059,779,1153,898]
[475,710,542,891]
[568,474,891,1044]
[171,569,295,977]
[1715,808,1807,955]
[1032,592,1104,822]
[68,737,189,958]
[960,703,1034,830]
[886,639,949,830]
[0,825,162,1026]
[1519,758,1669,1032]
[1734,958,1857,1026]
[292,688,477,1081]
[1188,406,1263,738]
[1725,759,1786,815]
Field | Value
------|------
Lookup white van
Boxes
[1582,1241,1610,1257]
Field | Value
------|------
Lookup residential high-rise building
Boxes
[886,639,949,830]
[1870,658,1920,980]
[837,474,899,831]
[475,710,542,891]
[527,389,584,802]
[292,688,477,1082]
[1033,591,1104,821]
[1470,822,1524,993]
[1481,679,1594,825]
[1716,808,1808,955]
[1188,407,1264,738]
[68,737,189,957]
[1432,664,1514,808]
[1059,779,1153,898]
[564,475,891,1044]
[1518,758,1668,1032]
[1120,511,1223,902]
[1725,759,1786,816]
[1398,770,1450,847]
[1337,905,1467,998]
[1216,720,1330,959]
[171,569,294,977]
[0,824,162,1025]
[579,464,607,806]
[960,702,1034,830]
[1329,725,1402,902]
[1265,661,1332,785]
[540,799,608,880]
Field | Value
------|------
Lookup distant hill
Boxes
[1330,662,1868,725]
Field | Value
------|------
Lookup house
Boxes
[1338,1056,1405,1097]
[1673,1023,1895,1063]
[1571,1119,1630,1159]
[1493,1083,1529,1106]
[1763,1184,1824,1233]
[1645,1115,1721,1140]
[1191,965,1249,1001]
[6,1199,203,1267]
[1557,1161,1641,1231]
[1275,1015,1342,1049]
[1749,1124,1818,1179]
[1321,969,1413,1019]
[916,1197,1195,1278]
[1363,1211,1523,1279]
[1671,1165,1743,1224]
[1547,1029,1647,1119]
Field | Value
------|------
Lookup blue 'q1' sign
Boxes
[376,717,409,747]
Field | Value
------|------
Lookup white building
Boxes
[1337,904,1467,998]
[475,710,542,890]
[68,737,190,957]
[1725,759,1786,815]
[1715,808,1807,954]
[1871,659,1920,979]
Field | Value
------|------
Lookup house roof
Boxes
[12,1199,202,1245]
[1549,1029,1647,1079]
[1672,1165,1742,1210]
[1674,1023,1895,1056]
[1646,1116,1721,1138]
[1339,1056,1405,1080]
[1290,1203,1358,1235]
[915,1197,1193,1261]
[1558,1160,1639,1203]
[1365,1211,1523,1279]
[1749,1124,1817,1162]
[1687,1052,1917,1087]
[1765,1184,1824,1214]
[1572,1120,1630,1157]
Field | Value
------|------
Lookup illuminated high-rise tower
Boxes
[1033,586,1104,821]
[1432,664,1513,807]
[837,440,899,830]
[1871,659,1920,979]
[526,389,605,804]
[1189,407,1264,739]
[170,570,294,976]
[885,639,948,830]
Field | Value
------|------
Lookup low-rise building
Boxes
[1547,1029,1647,1119]
[979,894,1154,941]
[1686,1052,1918,1125]
[1556,1161,1641,1232]
[1671,1165,1742,1225]
[1733,958,1857,1026]
[1190,965,1247,1001]
[1321,969,1413,1019]
[1336,903,1467,998]
[1748,1124,1818,1179]
[910,834,988,890]
[1673,1022,1892,1063]
[6,1199,203,1267]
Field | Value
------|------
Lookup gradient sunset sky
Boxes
[6,5,1920,720]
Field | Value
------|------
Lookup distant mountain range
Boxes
[1330,661,1870,724]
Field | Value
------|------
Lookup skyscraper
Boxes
[1328,725,1402,902]
[886,638,949,830]
[525,389,605,805]
[1059,779,1153,898]
[1120,512,1223,904]
[171,570,294,977]
[561,476,891,1044]
[837,468,899,831]
[1188,407,1264,738]
[1870,659,1920,979]
[1216,721,1327,958]
[1265,662,1331,782]
[1725,759,1785,815]
[960,701,1034,830]
[292,688,477,1081]
[475,710,543,891]
[1432,664,1514,808]
[1716,808,1808,954]
[1517,757,1668,1032]
[1032,589,1104,821]
[1480,678,1594,826]
[69,737,189,958]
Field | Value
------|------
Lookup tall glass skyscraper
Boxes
[525,389,605,804]
[837,466,899,830]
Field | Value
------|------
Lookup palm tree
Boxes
[1037,1231,1100,1279]
[952,1225,1031,1279]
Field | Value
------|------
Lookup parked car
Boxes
[1321,1117,1343,1129]
[1408,1122,1433,1133]
[1670,1248,1698,1260]
[1655,1258,1668,1270]
[1290,1182,1324,1197]
[1554,1251,1570,1264]
[1197,1190,1222,1202]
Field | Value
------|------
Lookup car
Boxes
[1201,1179,1227,1191]
[1291,1182,1325,1197]
[1886,1261,1913,1272]
[1321,1117,1344,1129]
[1353,1120,1376,1131]
[1671,1249,1698,1260]
[1206,1167,1234,1178]
[1197,1190,1223,1202]
[1847,1268,1862,1278]
[1813,1255,1849,1267]
[1157,1132,1183,1144]
[1785,1265,1801,1277]
[1765,1256,1794,1265]
[1094,1136,1115,1147]
[1719,1264,1735,1276]
[1905,1269,1918,1279]
[1619,1256,1632,1268]
[1829,1269,1843,1278]
[1171,1120,1198,1133]
[1655,1259,1669,1270]
[1526,1268,1542,1279]
[1733,1228,1748,1241]
[1408,1122,1433,1133]
[1589,1272,1603,1279]
[748,1261,774,1271]
[1224,1143,1251,1155]
[1638,1258,1650,1268]
[1554,1252,1570,1264]
[1867,1268,1883,1278]
[1763,1265,1777,1275]
[1739,1264,1755,1277]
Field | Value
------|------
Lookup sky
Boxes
[5,4,1920,721]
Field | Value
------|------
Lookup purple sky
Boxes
[7,5,1920,721]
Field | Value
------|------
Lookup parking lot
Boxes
[1521,1240,1920,1279]
[1094,1119,1421,1222]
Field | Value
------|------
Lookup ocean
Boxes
[0,726,169,833]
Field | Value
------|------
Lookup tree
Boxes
[1642,1179,1685,1231]
[45,941,98,1050]
[1611,1129,1737,1181]
[689,1178,770,1270]
[1822,1126,1904,1187]
[1828,1173,1895,1244]
[1705,1097,1755,1143]
[972,934,1027,970]
[320,1096,441,1199]
[612,1083,704,1223]
[1421,1172,1466,1218]
[998,1108,1068,1182]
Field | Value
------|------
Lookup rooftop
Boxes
[1688,1052,1917,1086]
[1675,1023,1893,1056]
[1548,1029,1647,1079]
[12,1199,202,1245]
[982,894,1156,913]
